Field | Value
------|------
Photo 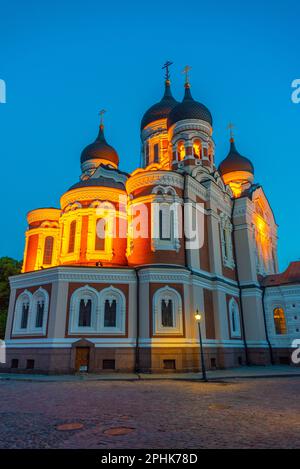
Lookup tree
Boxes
[0,257,22,339]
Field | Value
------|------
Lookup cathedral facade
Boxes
[2,69,300,374]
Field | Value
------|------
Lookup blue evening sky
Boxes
[0,0,299,270]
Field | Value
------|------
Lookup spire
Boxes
[96,109,107,142]
[161,61,174,99]
[182,65,192,89]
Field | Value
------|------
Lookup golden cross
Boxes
[162,61,173,80]
[99,109,106,126]
[227,122,235,138]
[182,65,192,85]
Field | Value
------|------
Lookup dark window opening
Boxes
[21,303,29,329]
[210,357,217,369]
[26,359,35,370]
[159,209,173,241]
[153,143,159,163]
[103,359,116,370]
[43,236,54,265]
[104,299,117,327]
[163,359,176,370]
[238,356,243,366]
[78,299,92,327]
[35,301,45,328]
[279,356,290,365]
[11,359,19,369]
[68,220,76,253]
[161,299,173,327]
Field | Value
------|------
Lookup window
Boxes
[95,219,106,251]
[145,142,150,166]
[220,213,235,269]
[153,287,183,336]
[11,359,19,369]
[229,298,241,338]
[43,236,54,265]
[78,299,92,327]
[103,359,115,370]
[68,286,126,335]
[26,359,35,370]
[273,307,287,335]
[68,220,76,253]
[21,303,29,329]
[177,141,185,161]
[163,359,176,370]
[159,208,174,241]
[161,299,173,327]
[153,143,159,163]
[193,139,201,159]
[100,287,126,333]
[35,300,45,328]
[104,299,117,327]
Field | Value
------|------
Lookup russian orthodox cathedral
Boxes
[2,65,300,374]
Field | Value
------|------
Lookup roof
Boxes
[80,125,119,166]
[261,262,300,287]
[68,164,128,191]
[141,80,178,130]
[167,85,212,128]
[218,138,254,176]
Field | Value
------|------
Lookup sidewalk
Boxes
[0,365,299,382]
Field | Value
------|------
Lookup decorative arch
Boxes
[69,286,98,334]
[152,286,183,335]
[32,287,49,332]
[13,290,33,335]
[228,297,241,338]
[99,286,126,334]
[273,307,287,335]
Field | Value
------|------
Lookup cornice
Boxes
[126,170,184,194]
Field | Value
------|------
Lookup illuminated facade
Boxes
[2,69,299,374]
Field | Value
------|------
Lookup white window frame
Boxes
[153,286,183,336]
[68,286,98,334]
[12,288,49,336]
[228,297,241,338]
[99,286,126,334]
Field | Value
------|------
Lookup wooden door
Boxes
[75,347,90,372]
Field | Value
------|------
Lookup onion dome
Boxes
[218,138,254,176]
[141,80,178,130]
[80,123,119,168]
[167,84,212,129]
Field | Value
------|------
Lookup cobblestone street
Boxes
[0,377,299,449]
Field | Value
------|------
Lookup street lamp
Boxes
[195,309,208,382]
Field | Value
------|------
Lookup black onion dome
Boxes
[80,125,119,167]
[141,80,178,130]
[218,139,254,175]
[167,85,213,128]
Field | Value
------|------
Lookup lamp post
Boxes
[195,309,208,382]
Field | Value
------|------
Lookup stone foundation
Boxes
[1,345,292,374]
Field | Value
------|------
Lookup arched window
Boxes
[78,299,92,327]
[100,287,126,333]
[273,307,287,335]
[43,236,54,265]
[220,213,235,269]
[153,287,183,335]
[159,208,174,241]
[68,220,76,253]
[95,218,106,251]
[153,143,159,163]
[32,288,49,332]
[68,286,98,334]
[104,299,117,327]
[21,302,29,329]
[177,141,185,161]
[229,298,241,338]
[161,299,173,327]
[193,139,202,159]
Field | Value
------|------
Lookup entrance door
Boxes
[75,347,90,372]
